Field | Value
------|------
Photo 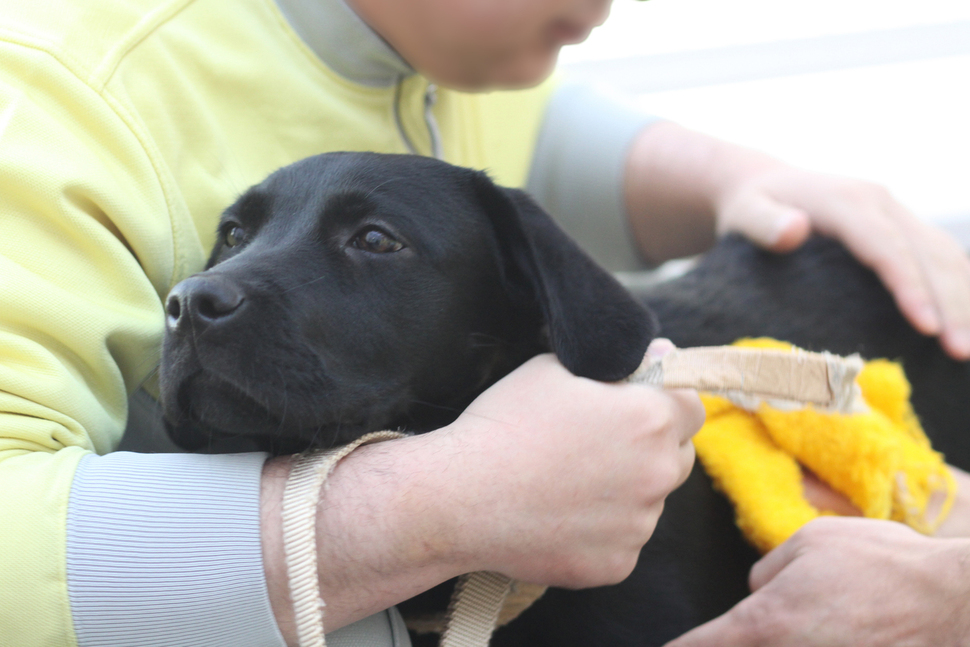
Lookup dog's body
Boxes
[159,152,970,646]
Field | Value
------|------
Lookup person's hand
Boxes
[716,165,970,360]
[625,122,970,360]
[439,344,704,588]
[665,517,970,647]
[261,342,702,636]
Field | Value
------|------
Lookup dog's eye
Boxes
[225,226,247,248]
[352,227,404,254]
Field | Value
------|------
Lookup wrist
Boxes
[702,135,788,218]
[934,465,970,538]
[311,431,477,627]
[624,121,786,262]
[261,432,481,642]
[261,456,298,646]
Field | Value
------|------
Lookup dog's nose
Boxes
[166,275,245,330]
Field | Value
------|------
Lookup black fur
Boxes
[159,152,970,646]
[493,236,970,647]
[159,153,655,454]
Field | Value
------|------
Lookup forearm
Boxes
[803,463,970,539]
[261,433,469,644]
[260,353,703,644]
[526,83,659,272]
[934,465,970,538]
[623,121,783,264]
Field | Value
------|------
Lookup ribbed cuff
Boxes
[526,82,660,272]
[66,451,286,647]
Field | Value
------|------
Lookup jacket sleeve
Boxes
[0,40,283,647]
[527,82,661,273]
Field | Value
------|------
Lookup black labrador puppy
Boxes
[159,152,970,646]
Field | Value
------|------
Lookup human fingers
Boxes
[800,469,861,516]
[934,465,970,537]
[717,189,812,253]
[671,388,705,446]
[722,169,970,359]
[747,534,800,593]
[790,177,970,356]
[824,195,941,332]
[747,517,851,592]
[827,196,970,359]
[645,336,677,359]
[896,210,970,358]
[662,597,778,647]
[450,355,702,583]
[642,338,706,447]
[748,516,905,592]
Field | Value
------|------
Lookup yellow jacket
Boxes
[0,0,566,643]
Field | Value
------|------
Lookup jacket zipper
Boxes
[394,77,443,160]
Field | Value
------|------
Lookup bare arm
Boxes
[624,121,970,360]
[260,352,703,644]
[663,466,970,647]
[665,516,970,647]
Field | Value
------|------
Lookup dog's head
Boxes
[159,152,657,453]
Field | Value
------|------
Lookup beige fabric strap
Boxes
[282,430,407,647]
[440,345,865,647]
[439,572,514,647]
[628,345,864,413]
[284,345,864,647]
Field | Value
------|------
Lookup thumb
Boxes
[719,193,811,253]
[662,604,758,647]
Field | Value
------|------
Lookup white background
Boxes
[559,0,970,226]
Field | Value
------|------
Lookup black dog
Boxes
[160,152,654,454]
[159,152,970,646]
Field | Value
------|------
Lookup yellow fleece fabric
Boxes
[694,338,955,554]
[0,1,555,643]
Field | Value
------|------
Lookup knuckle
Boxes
[865,235,913,274]
[669,389,706,435]
[794,516,838,543]
[661,460,686,492]
[842,179,891,206]
[937,241,970,273]
[733,598,786,641]
[601,551,639,584]
[553,553,598,588]
[645,390,703,443]
[676,444,696,485]
[632,507,662,542]
[560,551,638,588]
[642,460,682,497]
[870,183,894,205]
[645,394,677,431]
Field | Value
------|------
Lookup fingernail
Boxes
[769,211,799,244]
[945,330,970,358]
[915,304,941,334]
[647,337,676,359]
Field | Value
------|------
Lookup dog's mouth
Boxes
[163,368,406,453]
[175,373,272,432]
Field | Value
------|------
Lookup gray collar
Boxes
[274,0,414,87]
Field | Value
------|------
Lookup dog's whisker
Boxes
[272,366,289,440]
[360,175,407,200]
[408,399,460,414]
[280,273,330,295]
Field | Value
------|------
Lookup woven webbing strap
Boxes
[283,345,864,647]
[439,572,514,647]
[628,345,864,413]
[282,430,407,647]
[437,345,865,647]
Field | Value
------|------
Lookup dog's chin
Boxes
[162,374,405,454]
[164,418,378,456]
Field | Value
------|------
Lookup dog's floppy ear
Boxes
[473,173,658,382]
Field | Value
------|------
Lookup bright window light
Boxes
[561,0,970,227]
